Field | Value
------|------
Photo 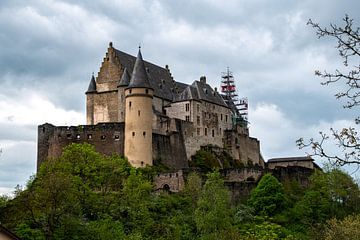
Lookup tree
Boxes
[297,15,360,166]
[290,169,360,229]
[195,170,234,239]
[247,173,285,216]
[324,214,360,240]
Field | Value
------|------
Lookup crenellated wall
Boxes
[37,122,125,170]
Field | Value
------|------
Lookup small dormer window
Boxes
[204,89,208,94]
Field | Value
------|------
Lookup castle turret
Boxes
[86,73,97,125]
[124,48,154,167]
[118,68,130,122]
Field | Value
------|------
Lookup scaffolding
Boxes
[220,68,248,127]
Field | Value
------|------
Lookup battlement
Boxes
[37,122,125,170]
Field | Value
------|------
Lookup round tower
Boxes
[124,48,154,167]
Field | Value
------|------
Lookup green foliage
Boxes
[190,149,220,170]
[2,143,360,239]
[195,171,233,238]
[239,221,295,240]
[324,214,360,240]
[248,173,285,216]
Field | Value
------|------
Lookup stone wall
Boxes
[222,168,263,183]
[38,120,188,170]
[37,122,125,170]
[154,170,185,192]
[96,44,122,92]
[93,90,119,124]
[152,118,188,169]
[224,130,264,167]
[267,160,315,170]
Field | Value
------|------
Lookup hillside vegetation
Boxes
[1,143,360,240]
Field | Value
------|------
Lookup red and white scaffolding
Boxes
[220,68,248,125]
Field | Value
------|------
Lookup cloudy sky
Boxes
[0,0,359,195]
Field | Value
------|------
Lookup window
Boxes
[185,103,190,111]
[129,101,132,108]
[114,135,120,140]
[87,134,92,140]
[197,116,200,125]
[66,133,71,139]
[185,115,190,122]
[197,104,200,113]
[143,131,146,137]
[204,128,207,136]
[145,89,149,94]
[101,135,106,140]
[212,129,215,137]
[221,114,223,121]
[132,132,135,137]
[138,110,141,116]
[197,128,200,135]
[225,115,228,122]
[141,161,144,166]
[129,89,132,94]
[76,134,81,140]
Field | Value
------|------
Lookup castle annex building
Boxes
[38,43,265,169]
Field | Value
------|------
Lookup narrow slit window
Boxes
[143,131,146,137]
[132,132,135,137]
[138,110,141,116]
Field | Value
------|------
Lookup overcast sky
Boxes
[0,0,359,195]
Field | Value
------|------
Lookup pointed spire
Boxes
[86,73,97,93]
[127,48,152,89]
[118,68,131,87]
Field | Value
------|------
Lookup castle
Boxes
[38,42,264,169]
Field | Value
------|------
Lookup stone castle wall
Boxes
[37,123,125,170]
[38,121,188,170]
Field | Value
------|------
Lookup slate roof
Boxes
[115,49,176,100]
[191,81,228,107]
[86,74,96,93]
[267,157,314,163]
[114,48,229,108]
[128,49,152,89]
[118,68,130,87]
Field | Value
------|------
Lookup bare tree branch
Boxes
[298,15,360,166]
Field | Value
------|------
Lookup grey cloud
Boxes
[1,0,360,193]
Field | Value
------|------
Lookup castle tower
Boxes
[124,48,154,167]
[85,73,97,125]
[117,68,130,122]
